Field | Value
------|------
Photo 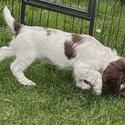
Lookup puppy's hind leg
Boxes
[10,55,36,86]
[0,46,15,61]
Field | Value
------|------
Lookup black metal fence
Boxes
[20,0,96,36]
[0,0,125,56]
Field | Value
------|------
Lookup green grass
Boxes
[0,0,125,125]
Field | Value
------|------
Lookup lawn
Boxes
[0,0,125,125]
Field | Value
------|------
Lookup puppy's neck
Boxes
[101,49,120,73]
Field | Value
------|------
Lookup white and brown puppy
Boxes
[1,7,125,95]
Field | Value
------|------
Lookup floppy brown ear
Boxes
[102,66,120,92]
[111,58,125,70]
[102,59,123,92]
[102,63,119,81]
[102,58,125,93]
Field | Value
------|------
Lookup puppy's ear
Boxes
[102,63,119,84]
[111,58,125,70]
[103,58,125,93]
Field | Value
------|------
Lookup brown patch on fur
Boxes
[43,27,56,36]
[72,33,83,43]
[46,29,52,36]
[64,34,85,59]
[64,41,76,59]
[102,58,125,93]
[13,21,22,36]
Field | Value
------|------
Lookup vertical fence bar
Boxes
[63,15,67,31]
[11,0,14,14]
[4,0,7,5]
[107,1,116,46]
[121,34,125,56]
[85,0,89,10]
[31,6,34,25]
[93,0,100,35]
[71,17,75,32]
[100,0,108,43]
[77,0,81,8]
[46,11,50,27]
[89,0,96,35]
[80,19,83,34]
[69,0,72,6]
[18,0,21,21]
[20,0,26,23]
[115,6,123,48]
[39,9,42,26]
[55,12,59,29]
[8,0,10,8]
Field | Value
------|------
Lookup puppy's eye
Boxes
[83,80,93,87]
[120,81,123,83]
[84,80,90,84]
[120,81,124,84]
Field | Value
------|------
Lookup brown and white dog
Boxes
[1,7,125,95]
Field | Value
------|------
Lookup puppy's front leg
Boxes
[74,68,102,96]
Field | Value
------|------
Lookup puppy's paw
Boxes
[19,78,36,86]
[92,88,102,96]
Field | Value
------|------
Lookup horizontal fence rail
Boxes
[20,0,96,35]
[21,0,88,19]
[0,0,125,56]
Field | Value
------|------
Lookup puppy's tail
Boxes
[4,6,22,34]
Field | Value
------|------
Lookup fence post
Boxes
[89,0,96,36]
[20,0,26,23]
